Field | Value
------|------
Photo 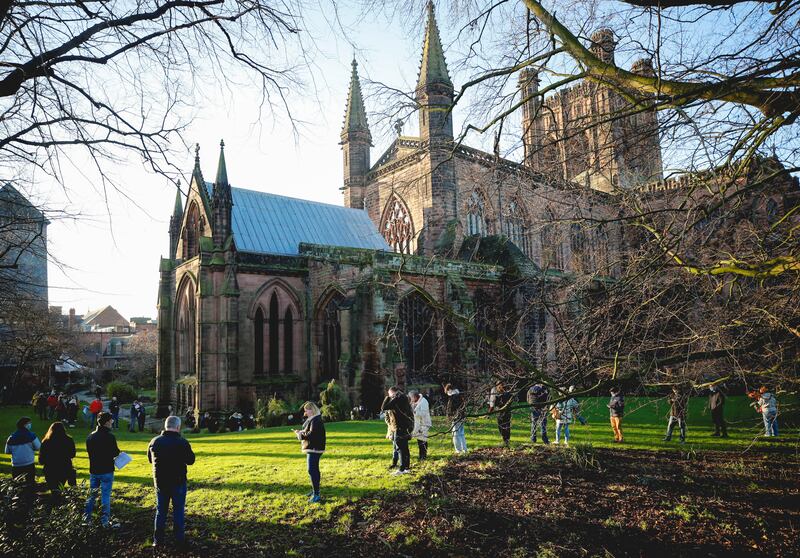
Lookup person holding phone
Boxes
[293,402,326,503]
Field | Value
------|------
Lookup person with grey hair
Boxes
[147,415,195,548]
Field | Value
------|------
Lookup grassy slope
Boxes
[0,396,795,548]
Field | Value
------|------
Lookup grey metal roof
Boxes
[221,185,389,255]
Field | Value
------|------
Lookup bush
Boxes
[105,381,137,403]
[255,396,293,427]
[0,480,108,556]
[319,380,350,422]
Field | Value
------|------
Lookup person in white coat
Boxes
[409,390,432,460]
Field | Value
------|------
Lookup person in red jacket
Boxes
[88,398,103,430]
[47,392,58,420]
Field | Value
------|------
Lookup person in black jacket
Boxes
[38,422,76,495]
[293,402,326,503]
[381,387,414,474]
[84,412,121,527]
[109,397,120,429]
[489,382,513,447]
[708,386,728,437]
[148,416,195,547]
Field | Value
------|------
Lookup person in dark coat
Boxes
[35,392,48,421]
[607,387,625,443]
[381,387,414,474]
[109,397,120,429]
[84,412,121,527]
[489,382,513,447]
[38,421,77,494]
[137,401,147,432]
[526,384,550,444]
[129,401,139,432]
[148,416,195,547]
[293,402,326,503]
[67,396,78,427]
[708,386,728,437]
[664,386,689,443]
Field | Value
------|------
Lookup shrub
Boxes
[319,380,350,422]
[0,481,107,556]
[105,381,137,403]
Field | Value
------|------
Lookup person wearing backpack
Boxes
[607,387,625,443]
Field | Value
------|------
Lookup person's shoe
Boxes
[388,463,398,470]
[663,437,671,442]
[391,469,410,475]
[306,490,315,497]
[710,432,720,437]
[309,494,321,504]
[103,521,121,529]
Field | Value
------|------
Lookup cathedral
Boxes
[154,4,793,417]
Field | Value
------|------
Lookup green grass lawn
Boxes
[1,396,795,549]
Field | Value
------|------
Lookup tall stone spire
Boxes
[416,1,452,90]
[212,139,233,249]
[215,139,228,187]
[340,57,372,209]
[192,143,204,185]
[341,58,371,139]
[168,180,183,260]
[416,1,454,142]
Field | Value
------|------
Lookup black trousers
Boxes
[711,407,727,435]
[395,436,411,471]
[417,439,428,460]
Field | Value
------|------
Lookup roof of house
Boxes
[203,182,390,256]
[82,305,129,328]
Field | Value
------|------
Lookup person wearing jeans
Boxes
[381,387,414,474]
[527,384,550,444]
[294,401,326,503]
[445,384,468,454]
[758,387,778,436]
[84,412,120,527]
[148,415,195,547]
[664,386,689,443]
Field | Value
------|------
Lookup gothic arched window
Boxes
[183,202,201,259]
[269,292,280,373]
[176,278,197,378]
[254,284,301,377]
[570,223,587,272]
[467,191,487,237]
[540,211,564,269]
[319,294,343,381]
[504,201,530,256]
[398,292,437,383]
[766,198,780,225]
[381,196,414,254]
[254,307,264,376]
[595,224,609,272]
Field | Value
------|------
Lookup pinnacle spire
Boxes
[342,58,371,137]
[416,1,452,90]
[173,180,183,216]
[215,139,228,186]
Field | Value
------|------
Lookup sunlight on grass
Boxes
[0,395,795,539]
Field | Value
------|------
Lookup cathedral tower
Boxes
[416,1,454,143]
[340,59,372,209]
[212,140,233,248]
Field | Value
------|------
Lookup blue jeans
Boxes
[84,472,114,525]
[555,421,570,443]
[391,434,399,465]
[452,421,467,453]
[154,483,187,543]
[530,411,549,443]
[763,412,778,436]
[112,412,119,429]
[307,453,321,495]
